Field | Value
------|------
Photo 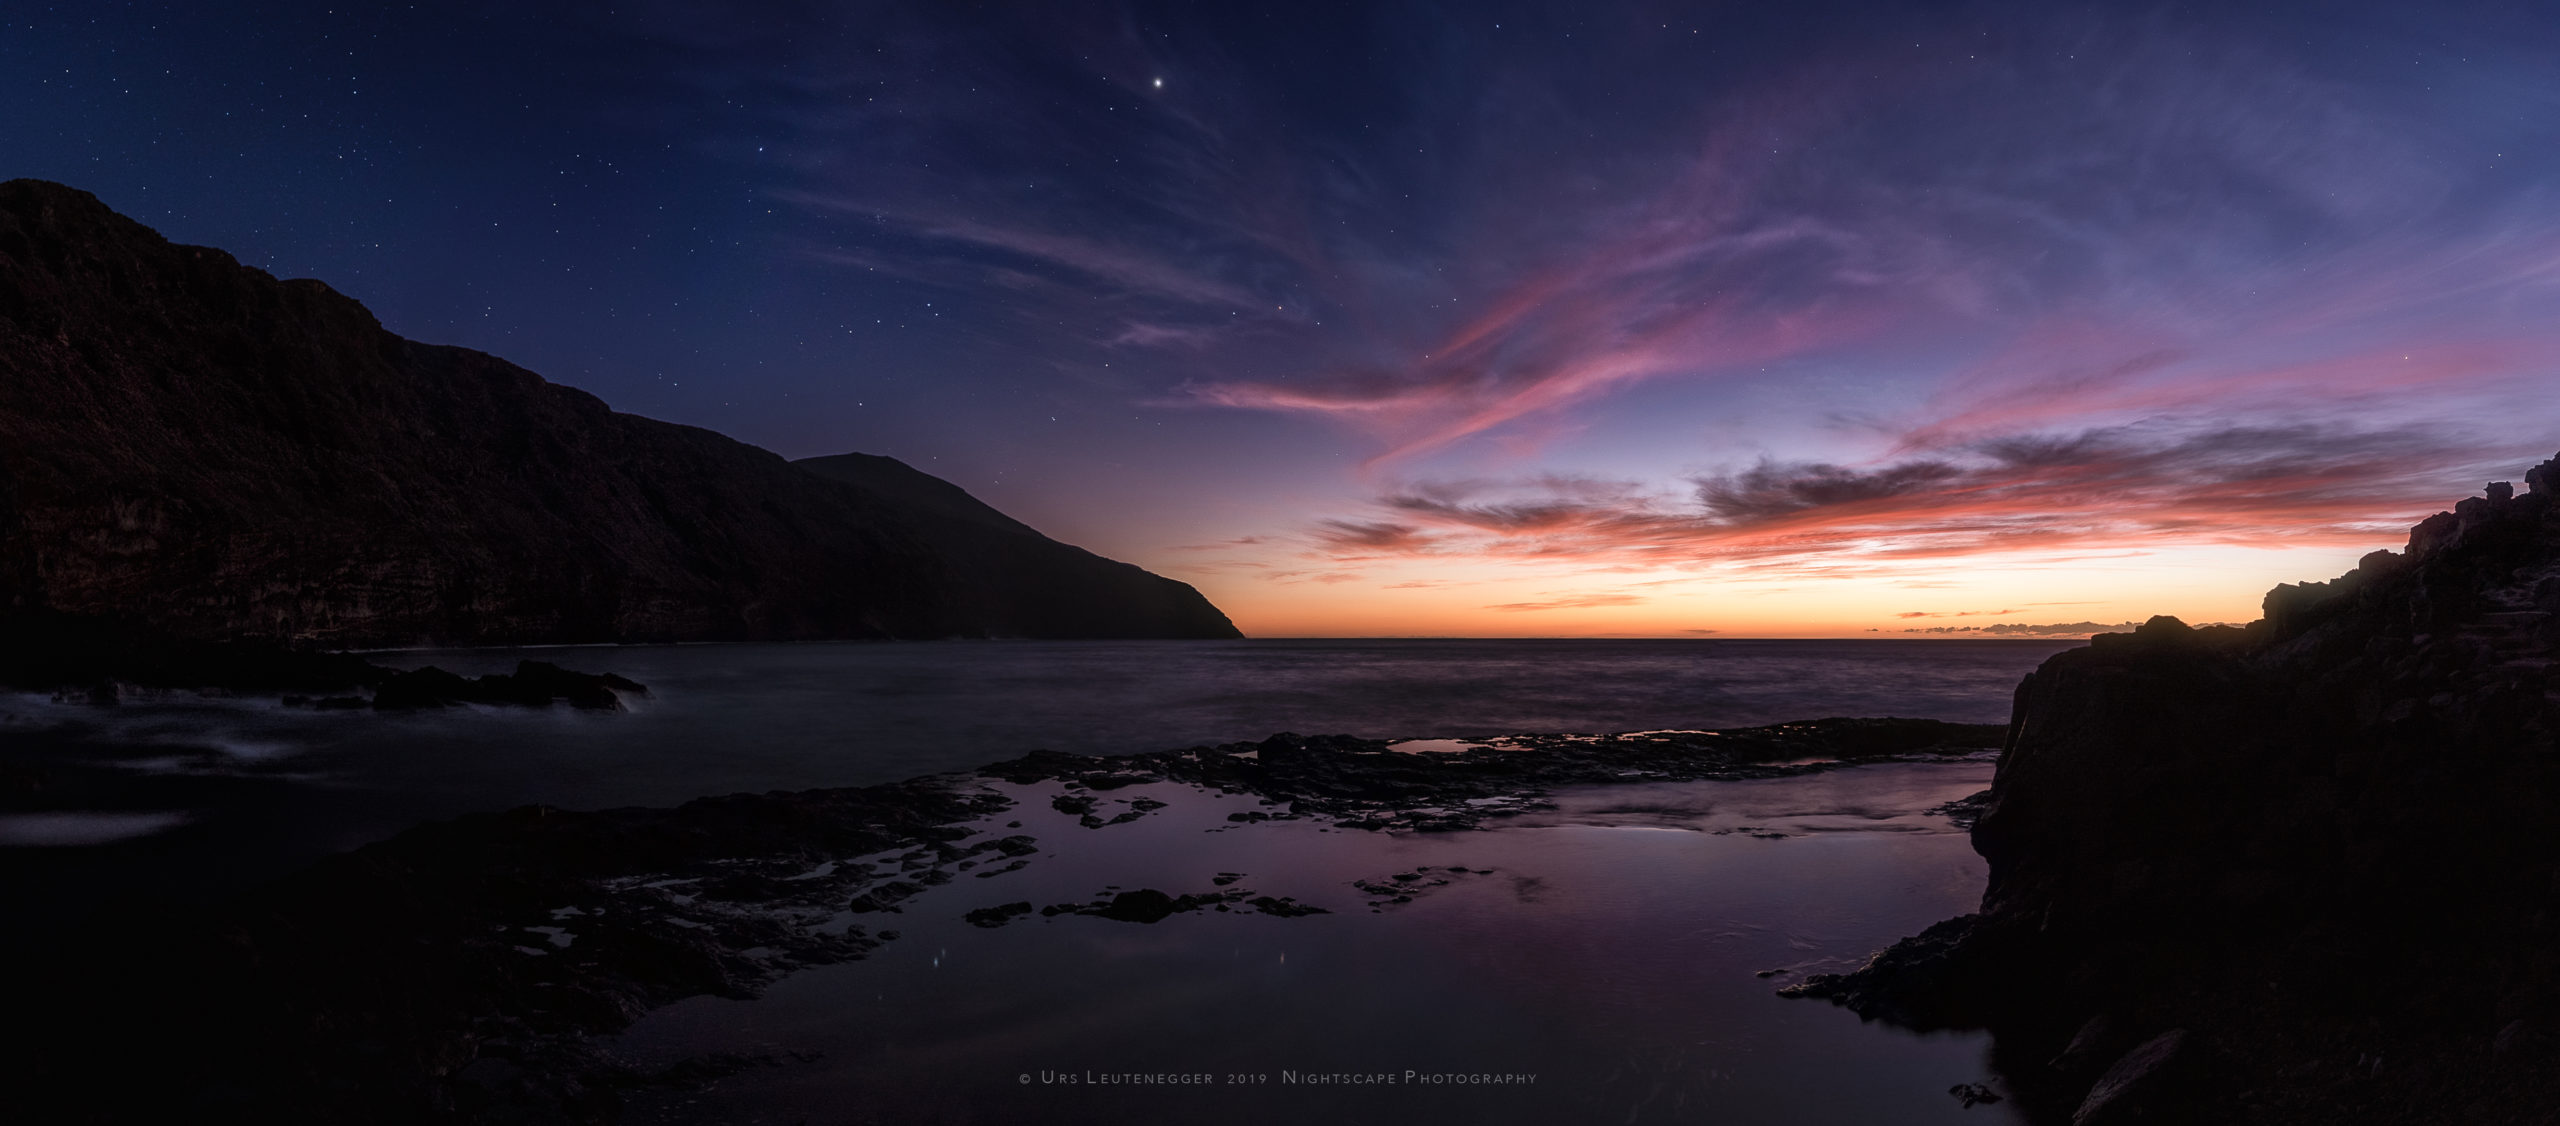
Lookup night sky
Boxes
[11,1,2560,636]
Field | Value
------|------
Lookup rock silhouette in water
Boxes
[0,179,1238,648]
[1786,449,2560,1124]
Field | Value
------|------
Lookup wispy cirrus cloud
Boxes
[780,193,1274,311]
[1485,592,1647,612]
[1166,11,2560,465]
[647,3,2560,468]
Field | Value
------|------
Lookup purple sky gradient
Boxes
[9,1,2558,633]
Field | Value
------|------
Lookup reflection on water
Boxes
[610,761,2025,1126]
[2,642,2056,1120]
[1382,738,1495,754]
[1,639,2068,906]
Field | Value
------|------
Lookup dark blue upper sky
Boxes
[11,1,2560,635]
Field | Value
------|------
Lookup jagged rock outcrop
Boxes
[0,180,1239,648]
[1787,451,2560,1124]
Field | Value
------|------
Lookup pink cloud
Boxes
[1282,422,2520,576]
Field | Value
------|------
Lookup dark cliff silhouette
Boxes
[792,452,1235,640]
[1789,451,2560,1124]
[0,180,1239,648]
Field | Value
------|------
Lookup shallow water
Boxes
[609,760,2020,1125]
[0,638,2067,921]
[2,639,2061,1121]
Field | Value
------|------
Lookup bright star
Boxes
[1152,77,1163,88]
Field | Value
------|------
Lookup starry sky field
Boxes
[10,1,2560,636]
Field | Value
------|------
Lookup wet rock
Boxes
[1949,1082,2003,1108]
[1779,914,1999,1029]
[963,902,1034,928]
[1092,889,1179,923]
[2073,1031,2194,1126]
[1245,896,1328,917]
[845,881,924,913]
[2050,1013,2119,1075]
[370,666,477,710]
[1079,772,1145,791]
[985,717,2000,838]
[55,680,119,706]
[1926,789,1993,830]
[504,660,648,709]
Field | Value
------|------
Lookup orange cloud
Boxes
[1281,422,2512,577]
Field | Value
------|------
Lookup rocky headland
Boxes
[0,179,1238,656]
[1785,453,2560,1124]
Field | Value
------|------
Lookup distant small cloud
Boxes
[1259,569,1365,585]
[1107,321,1221,350]
[1900,620,2142,637]
[1483,592,1645,612]
[1174,535,1267,551]
[1312,520,1435,553]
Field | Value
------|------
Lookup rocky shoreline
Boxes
[1784,453,2560,1125]
[1,610,648,710]
[7,715,1999,1124]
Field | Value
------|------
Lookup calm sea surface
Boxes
[614,762,2024,1126]
[2,638,2072,901]
[2,638,2074,1123]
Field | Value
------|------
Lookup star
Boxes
[1151,77,1163,88]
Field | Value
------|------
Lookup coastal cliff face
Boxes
[0,180,1239,646]
[1791,451,2560,1124]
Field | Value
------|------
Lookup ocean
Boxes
[2,638,2074,1123]
[3,638,2065,882]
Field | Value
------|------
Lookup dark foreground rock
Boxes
[0,609,385,694]
[0,178,1238,646]
[4,714,1995,1122]
[11,777,1014,1125]
[1785,452,2560,1125]
[983,716,2005,832]
[1,609,646,709]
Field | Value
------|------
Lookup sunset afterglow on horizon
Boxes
[13,1,2560,637]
